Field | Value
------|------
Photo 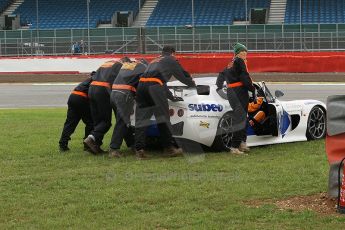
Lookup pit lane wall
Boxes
[0,52,345,74]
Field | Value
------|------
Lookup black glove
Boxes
[252,90,257,104]
[252,92,257,104]
[170,96,184,102]
[187,80,196,88]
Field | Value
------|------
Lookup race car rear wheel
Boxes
[212,112,233,151]
[306,106,326,140]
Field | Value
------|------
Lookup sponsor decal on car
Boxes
[188,103,223,112]
[189,114,221,119]
[190,114,207,118]
[199,121,210,128]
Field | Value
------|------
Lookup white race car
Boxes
[132,77,326,151]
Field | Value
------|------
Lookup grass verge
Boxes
[0,108,344,229]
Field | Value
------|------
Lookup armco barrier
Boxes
[1,52,345,73]
[178,52,345,73]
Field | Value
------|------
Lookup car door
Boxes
[254,82,291,138]
[270,100,291,137]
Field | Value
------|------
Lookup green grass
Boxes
[0,108,344,229]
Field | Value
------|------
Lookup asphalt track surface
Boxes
[1,83,345,108]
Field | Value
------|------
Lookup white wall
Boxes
[0,57,120,73]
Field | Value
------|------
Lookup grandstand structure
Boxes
[0,0,344,56]
[285,0,345,24]
[146,0,270,26]
[14,0,142,29]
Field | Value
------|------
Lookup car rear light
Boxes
[169,108,175,117]
[177,109,184,117]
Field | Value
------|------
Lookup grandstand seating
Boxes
[285,0,345,24]
[14,0,141,29]
[0,0,12,13]
[7,0,345,29]
[146,0,270,27]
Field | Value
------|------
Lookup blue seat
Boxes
[285,0,345,24]
[0,0,11,13]
[14,0,140,29]
[146,0,270,27]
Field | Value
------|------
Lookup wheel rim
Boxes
[308,107,326,139]
[218,113,233,149]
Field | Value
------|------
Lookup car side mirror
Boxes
[275,90,284,98]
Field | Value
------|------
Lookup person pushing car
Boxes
[84,57,130,154]
[108,58,148,158]
[58,71,96,152]
[134,46,196,159]
[216,43,255,155]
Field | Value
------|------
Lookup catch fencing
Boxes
[0,24,345,56]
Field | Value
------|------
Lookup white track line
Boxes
[1,82,345,86]
[29,82,345,86]
[300,83,345,86]
[32,83,77,86]
[266,82,345,85]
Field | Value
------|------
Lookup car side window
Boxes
[262,84,275,103]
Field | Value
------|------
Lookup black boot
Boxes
[135,149,150,160]
[163,146,183,157]
[83,136,100,155]
[59,144,70,152]
[84,136,107,155]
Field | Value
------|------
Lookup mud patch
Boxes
[245,193,341,216]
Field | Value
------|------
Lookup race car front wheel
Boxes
[212,112,233,151]
[306,106,326,140]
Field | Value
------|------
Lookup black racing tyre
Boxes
[306,106,326,140]
[212,112,234,151]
